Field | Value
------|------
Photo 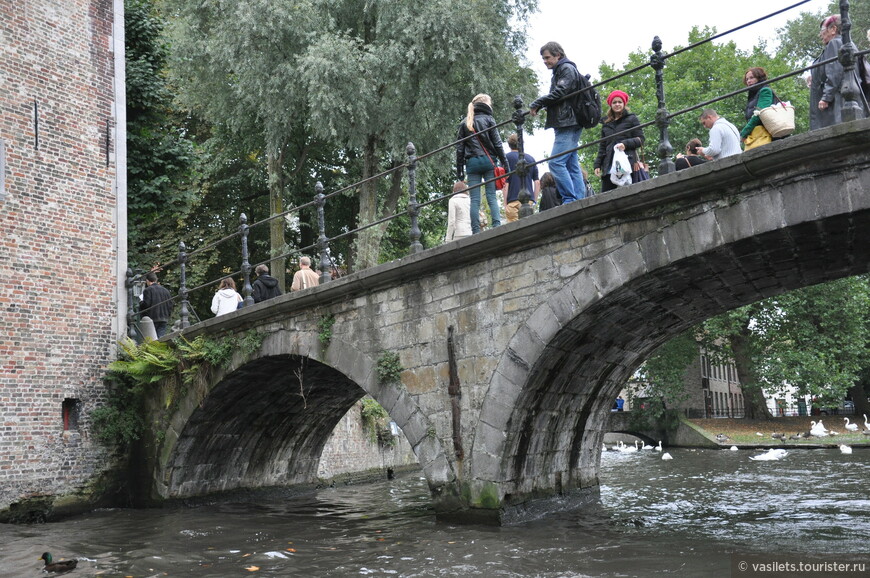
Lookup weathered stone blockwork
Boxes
[0,0,125,514]
[317,399,417,482]
[162,120,870,524]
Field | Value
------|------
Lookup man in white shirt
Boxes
[699,109,742,160]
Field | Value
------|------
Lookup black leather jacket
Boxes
[530,59,581,129]
[455,102,508,180]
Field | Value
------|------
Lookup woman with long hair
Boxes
[211,277,242,316]
[538,172,561,211]
[740,66,776,149]
[593,90,645,193]
[455,94,508,233]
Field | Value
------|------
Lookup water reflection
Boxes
[2,448,869,576]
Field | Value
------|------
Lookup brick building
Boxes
[0,0,127,516]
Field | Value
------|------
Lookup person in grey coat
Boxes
[809,14,861,130]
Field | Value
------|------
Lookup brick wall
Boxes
[0,0,124,513]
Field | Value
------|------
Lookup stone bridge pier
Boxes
[144,121,870,523]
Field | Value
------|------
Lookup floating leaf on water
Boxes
[286,548,297,552]
[245,565,260,572]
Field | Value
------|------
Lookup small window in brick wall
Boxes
[62,398,80,431]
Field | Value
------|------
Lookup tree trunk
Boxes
[848,383,869,422]
[354,138,381,270]
[729,323,773,420]
[267,147,287,292]
[354,139,405,271]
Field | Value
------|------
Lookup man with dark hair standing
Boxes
[502,134,540,222]
[140,272,173,338]
[251,264,283,303]
[529,41,587,203]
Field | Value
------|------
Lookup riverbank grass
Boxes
[688,417,870,447]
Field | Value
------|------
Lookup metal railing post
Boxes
[406,142,423,254]
[240,213,254,307]
[839,0,864,122]
[315,182,332,284]
[514,96,534,219]
[650,36,675,175]
[178,241,190,329]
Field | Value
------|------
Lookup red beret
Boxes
[607,90,630,107]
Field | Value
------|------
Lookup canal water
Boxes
[3,447,870,576]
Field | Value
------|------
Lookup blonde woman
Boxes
[455,94,507,233]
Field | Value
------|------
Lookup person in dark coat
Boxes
[251,264,282,303]
[674,138,709,170]
[809,15,862,130]
[538,172,562,211]
[529,41,587,203]
[140,272,173,338]
[455,93,508,234]
[593,90,645,193]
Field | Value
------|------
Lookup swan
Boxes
[654,441,662,452]
[730,446,739,451]
[661,452,673,460]
[641,441,653,450]
[810,420,828,437]
[749,449,789,461]
[844,417,859,432]
[839,444,853,454]
[864,414,869,430]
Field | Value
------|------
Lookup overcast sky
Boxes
[518,0,829,165]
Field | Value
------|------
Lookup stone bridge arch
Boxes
[147,328,453,502]
[144,120,870,523]
[466,125,870,522]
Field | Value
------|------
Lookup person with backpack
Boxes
[529,41,591,204]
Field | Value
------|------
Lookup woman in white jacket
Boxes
[211,277,242,316]
[446,181,472,242]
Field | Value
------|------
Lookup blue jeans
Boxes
[549,127,586,203]
[466,155,501,233]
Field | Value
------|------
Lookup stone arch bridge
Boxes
[141,120,870,523]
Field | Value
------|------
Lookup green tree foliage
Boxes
[631,331,699,427]
[697,277,870,419]
[163,0,539,271]
[125,0,196,270]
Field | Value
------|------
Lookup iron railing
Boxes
[127,0,867,339]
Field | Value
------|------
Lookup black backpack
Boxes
[572,71,602,129]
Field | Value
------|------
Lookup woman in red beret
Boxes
[593,90,645,193]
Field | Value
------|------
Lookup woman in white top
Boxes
[211,277,243,316]
[446,181,472,241]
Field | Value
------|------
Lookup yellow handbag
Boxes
[744,124,772,150]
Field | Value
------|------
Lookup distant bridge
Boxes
[140,120,870,523]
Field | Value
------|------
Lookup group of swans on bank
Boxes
[605,440,671,459]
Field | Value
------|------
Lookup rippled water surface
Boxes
[3,448,870,576]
